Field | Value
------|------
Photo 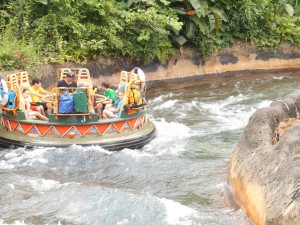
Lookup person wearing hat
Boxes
[131,67,145,82]
[57,71,77,88]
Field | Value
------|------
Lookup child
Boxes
[97,82,116,119]
[22,88,49,121]
[102,91,123,119]
[24,91,46,116]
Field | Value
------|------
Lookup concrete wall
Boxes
[2,42,300,90]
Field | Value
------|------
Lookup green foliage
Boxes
[1,0,300,70]
[0,28,39,70]
[195,29,234,57]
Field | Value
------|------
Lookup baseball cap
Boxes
[66,71,75,79]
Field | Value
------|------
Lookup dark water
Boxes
[1,74,300,225]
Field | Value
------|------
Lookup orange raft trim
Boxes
[1,115,146,138]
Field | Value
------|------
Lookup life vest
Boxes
[128,83,143,107]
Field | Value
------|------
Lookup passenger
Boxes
[23,90,46,116]
[22,88,49,121]
[131,67,145,82]
[97,82,116,119]
[131,67,148,105]
[102,91,124,119]
[57,71,77,88]
[101,82,116,104]
[29,78,53,115]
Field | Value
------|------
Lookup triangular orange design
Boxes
[76,125,92,135]
[20,123,33,134]
[36,124,52,136]
[95,123,111,134]
[113,121,126,132]
[55,125,72,136]
[9,120,19,131]
[128,118,137,129]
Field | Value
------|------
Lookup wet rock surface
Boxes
[229,90,300,225]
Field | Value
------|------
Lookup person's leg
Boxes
[46,103,53,115]
[103,109,114,119]
[35,112,49,121]
[37,106,45,116]
[96,104,102,119]
[28,111,49,121]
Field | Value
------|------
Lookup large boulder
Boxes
[229,90,300,225]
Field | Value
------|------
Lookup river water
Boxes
[1,74,300,225]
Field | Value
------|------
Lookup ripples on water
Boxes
[1,75,300,225]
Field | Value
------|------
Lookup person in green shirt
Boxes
[97,82,116,119]
[101,82,116,101]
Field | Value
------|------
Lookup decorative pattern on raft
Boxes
[1,115,146,138]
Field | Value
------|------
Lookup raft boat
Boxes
[0,68,156,150]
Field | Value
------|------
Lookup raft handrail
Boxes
[42,87,103,120]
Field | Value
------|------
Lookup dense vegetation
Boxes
[0,0,299,71]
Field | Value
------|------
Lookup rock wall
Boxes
[2,42,300,90]
[229,90,300,225]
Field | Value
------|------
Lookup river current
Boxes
[1,74,300,225]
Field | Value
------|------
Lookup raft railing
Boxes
[42,87,106,120]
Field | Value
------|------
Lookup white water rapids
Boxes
[1,74,300,225]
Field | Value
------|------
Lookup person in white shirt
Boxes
[132,67,145,82]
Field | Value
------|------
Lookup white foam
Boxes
[0,148,48,168]
[153,99,178,110]
[29,178,62,192]
[272,76,285,80]
[160,198,197,225]
[70,144,112,155]
[151,93,175,104]
[144,118,190,154]
[0,220,31,225]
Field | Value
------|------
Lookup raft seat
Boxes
[57,68,72,81]
[118,71,129,90]
[18,71,30,88]
[77,68,93,88]
[57,68,82,82]
[5,73,18,86]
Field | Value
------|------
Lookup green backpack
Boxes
[73,90,88,113]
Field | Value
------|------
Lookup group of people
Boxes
[21,67,145,121]
[21,78,53,121]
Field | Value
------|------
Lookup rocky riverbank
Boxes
[229,89,300,225]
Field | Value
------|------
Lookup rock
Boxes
[229,90,300,225]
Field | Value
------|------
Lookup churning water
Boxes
[1,74,300,225]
